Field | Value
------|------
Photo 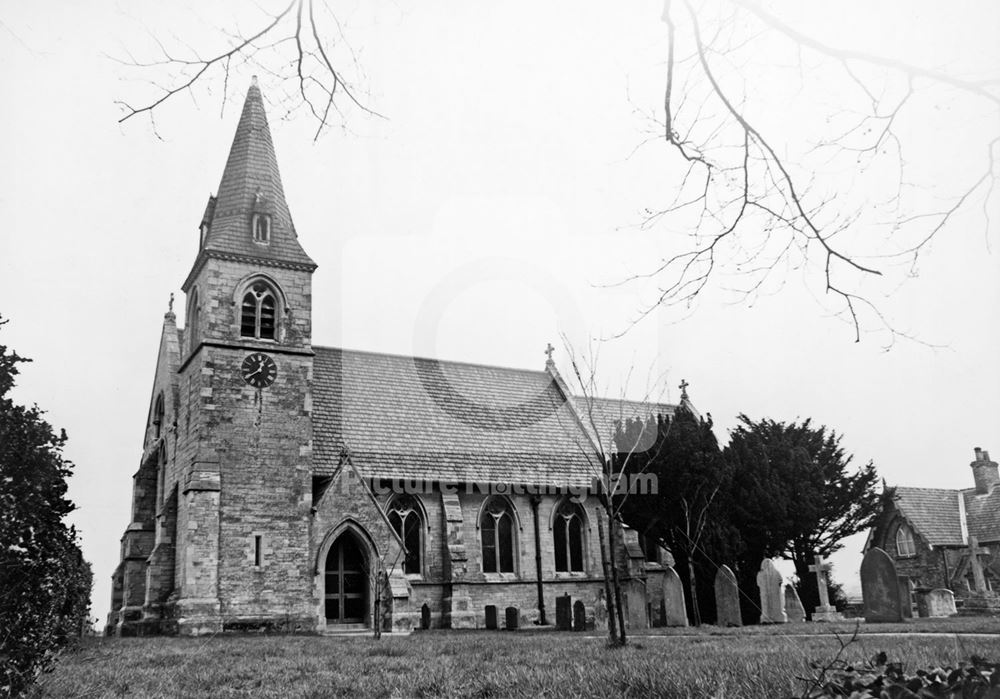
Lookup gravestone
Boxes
[420,603,431,630]
[757,558,787,624]
[593,590,608,627]
[783,583,806,623]
[860,547,903,623]
[664,567,688,627]
[897,577,913,619]
[572,600,586,632]
[504,606,519,630]
[809,555,844,622]
[714,565,742,627]
[926,588,957,617]
[555,595,572,631]
[484,605,498,630]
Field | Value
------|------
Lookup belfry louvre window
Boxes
[240,282,277,340]
[895,524,916,558]
[480,497,516,573]
[387,496,423,575]
[553,500,585,572]
[252,213,271,243]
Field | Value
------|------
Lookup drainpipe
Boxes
[530,495,547,625]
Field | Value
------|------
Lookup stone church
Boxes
[866,447,1000,614]
[107,80,687,636]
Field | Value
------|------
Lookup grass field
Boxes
[33,624,999,699]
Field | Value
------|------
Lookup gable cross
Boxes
[678,379,689,399]
[966,535,990,593]
[808,555,834,609]
[168,292,175,314]
[544,342,555,364]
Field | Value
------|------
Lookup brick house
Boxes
[106,80,684,636]
[866,447,1000,612]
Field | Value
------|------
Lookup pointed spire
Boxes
[201,79,315,268]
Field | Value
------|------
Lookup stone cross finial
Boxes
[808,555,833,608]
[168,292,174,314]
[679,379,689,399]
[544,343,555,363]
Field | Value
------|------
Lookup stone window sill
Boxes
[482,572,519,582]
[553,571,588,579]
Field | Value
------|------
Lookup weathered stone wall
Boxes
[311,466,408,630]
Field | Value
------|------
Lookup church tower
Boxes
[170,78,318,634]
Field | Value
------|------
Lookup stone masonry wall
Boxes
[170,257,315,633]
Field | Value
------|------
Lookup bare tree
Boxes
[113,0,382,140]
[554,339,670,645]
[621,0,999,345]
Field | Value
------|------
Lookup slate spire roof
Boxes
[200,77,315,269]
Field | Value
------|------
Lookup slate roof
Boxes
[963,486,1000,544]
[311,347,678,487]
[574,395,676,453]
[201,80,315,269]
[895,486,1000,546]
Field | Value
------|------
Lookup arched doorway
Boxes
[324,533,368,624]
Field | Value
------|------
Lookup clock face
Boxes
[241,353,277,389]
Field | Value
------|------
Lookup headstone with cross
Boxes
[965,535,990,593]
[809,555,843,621]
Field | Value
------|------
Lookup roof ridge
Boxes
[313,344,681,407]
[313,343,550,378]
[896,485,963,493]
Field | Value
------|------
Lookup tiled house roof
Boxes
[895,486,1000,546]
[201,80,315,269]
[963,486,1000,543]
[311,346,678,487]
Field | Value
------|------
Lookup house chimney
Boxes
[971,447,1000,494]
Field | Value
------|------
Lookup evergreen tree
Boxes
[724,415,879,621]
[0,317,92,697]
[617,406,735,625]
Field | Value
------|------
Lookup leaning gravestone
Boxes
[783,583,806,623]
[484,605,498,630]
[860,547,903,623]
[664,566,688,627]
[757,558,788,624]
[572,600,586,632]
[504,606,519,630]
[926,588,957,617]
[555,595,572,631]
[714,565,742,627]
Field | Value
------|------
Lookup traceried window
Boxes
[895,524,916,558]
[240,281,277,340]
[152,393,165,439]
[252,213,271,244]
[480,497,517,573]
[553,500,585,573]
[387,496,423,575]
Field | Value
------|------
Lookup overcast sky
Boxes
[2,1,998,620]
